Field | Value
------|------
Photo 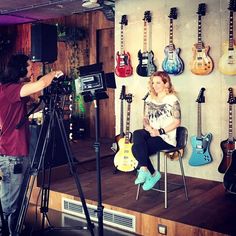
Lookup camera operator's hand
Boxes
[20,70,64,98]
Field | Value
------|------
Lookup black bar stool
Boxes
[136,126,189,208]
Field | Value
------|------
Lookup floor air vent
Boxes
[62,197,136,232]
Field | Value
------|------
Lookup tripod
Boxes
[14,93,94,235]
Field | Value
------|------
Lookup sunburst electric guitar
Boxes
[136,11,157,77]
[189,88,213,166]
[162,7,184,75]
[218,88,236,173]
[114,94,138,172]
[219,0,236,75]
[190,3,214,75]
[115,15,133,77]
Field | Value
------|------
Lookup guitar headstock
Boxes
[120,15,128,26]
[228,0,236,12]
[197,3,206,16]
[143,11,152,23]
[120,85,126,100]
[196,87,206,103]
[228,87,235,104]
[169,7,177,20]
[126,93,133,103]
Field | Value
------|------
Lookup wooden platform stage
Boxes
[30,138,236,236]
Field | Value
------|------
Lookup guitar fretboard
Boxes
[120,24,124,53]
[197,15,203,51]
[120,99,124,135]
[143,21,147,52]
[125,103,131,144]
[228,103,234,141]
[197,103,202,137]
[228,11,234,51]
[169,18,174,51]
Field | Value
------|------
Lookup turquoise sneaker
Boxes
[134,169,151,185]
[142,171,161,191]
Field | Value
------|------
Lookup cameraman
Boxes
[0,53,63,235]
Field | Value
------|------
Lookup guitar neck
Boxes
[125,103,131,143]
[120,99,124,134]
[228,11,234,50]
[169,18,174,50]
[197,15,203,51]
[228,103,234,141]
[120,24,124,53]
[143,21,147,52]
[197,103,202,137]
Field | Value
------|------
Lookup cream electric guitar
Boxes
[219,0,236,75]
[114,94,138,172]
[190,3,213,75]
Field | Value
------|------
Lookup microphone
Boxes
[142,92,149,101]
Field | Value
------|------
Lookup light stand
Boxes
[76,63,116,236]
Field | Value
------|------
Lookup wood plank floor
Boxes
[30,138,236,235]
[45,153,236,236]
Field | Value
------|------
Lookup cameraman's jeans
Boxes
[0,155,29,235]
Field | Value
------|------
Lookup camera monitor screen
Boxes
[74,72,106,96]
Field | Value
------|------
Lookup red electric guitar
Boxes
[115,15,133,77]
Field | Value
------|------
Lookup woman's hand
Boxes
[149,128,160,137]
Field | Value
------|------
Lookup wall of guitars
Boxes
[114,0,236,183]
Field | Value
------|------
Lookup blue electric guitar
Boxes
[189,88,213,166]
[162,7,184,75]
[136,11,157,77]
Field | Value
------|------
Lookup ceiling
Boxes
[0,0,115,25]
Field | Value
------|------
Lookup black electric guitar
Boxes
[136,10,157,77]
[114,94,138,172]
[218,88,236,173]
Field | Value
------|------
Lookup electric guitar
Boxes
[219,0,236,75]
[218,88,236,173]
[162,7,184,75]
[115,15,133,77]
[114,94,138,172]
[136,11,157,77]
[189,88,213,166]
[223,149,236,194]
[190,3,214,75]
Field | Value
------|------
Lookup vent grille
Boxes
[62,197,136,232]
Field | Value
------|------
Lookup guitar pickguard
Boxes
[189,133,213,166]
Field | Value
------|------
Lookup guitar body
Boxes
[115,51,133,77]
[113,138,138,172]
[218,43,236,75]
[162,45,184,75]
[218,139,236,173]
[136,50,157,77]
[114,132,132,153]
[190,44,214,75]
[223,150,236,194]
[189,133,213,166]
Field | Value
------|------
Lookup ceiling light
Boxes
[82,0,100,8]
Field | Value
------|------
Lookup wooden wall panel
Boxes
[0,11,114,138]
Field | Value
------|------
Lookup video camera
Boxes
[44,75,73,96]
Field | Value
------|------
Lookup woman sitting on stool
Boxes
[132,71,181,191]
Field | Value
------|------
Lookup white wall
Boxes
[114,0,236,182]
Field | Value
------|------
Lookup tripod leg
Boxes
[14,112,54,234]
[55,111,94,236]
